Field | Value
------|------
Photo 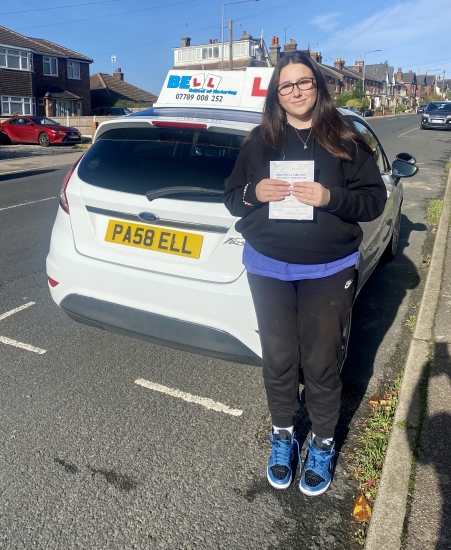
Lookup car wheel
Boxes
[38,132,51,147]
[0,130,11,145]
[383,208,401,261]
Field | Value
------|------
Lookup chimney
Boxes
[241,30,250,39]
[270,36,281,66]
[397,67,403,82]
[309,51,322,64]
[181,36,191,47]
[284,38,297,52]
[334,57,345,70]
[409,69,412,73]
[113,67,124,80]
[354,60,364,73]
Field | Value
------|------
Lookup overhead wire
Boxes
[15,0,197,31]
[323,0,404,57]
[0,0,119,16]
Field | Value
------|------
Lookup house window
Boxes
[1,95,35,115]
[0,47,33,71]
[67,60,80,79]
[43,57,58,76]
[201,47,220,60]
[76,101,82,115]
[232,42,247,57]
[54,99,73,116]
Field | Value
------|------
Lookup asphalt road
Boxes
[0,115,450,550]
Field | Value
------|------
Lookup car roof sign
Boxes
[156,68,274,112]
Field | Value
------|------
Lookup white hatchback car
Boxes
[46,70,417,367]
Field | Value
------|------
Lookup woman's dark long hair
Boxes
[259,50,372,160]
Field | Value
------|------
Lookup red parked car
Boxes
[0,116,81,147]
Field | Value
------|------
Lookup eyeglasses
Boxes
[277,77,316,96]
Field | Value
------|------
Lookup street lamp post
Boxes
[222,0,259,71]
[362,49,381,115]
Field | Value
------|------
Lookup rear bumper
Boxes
[46,207,261,366]
[60,294,261,365]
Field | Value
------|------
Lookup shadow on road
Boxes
[337,213,426,448]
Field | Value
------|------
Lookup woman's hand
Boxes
[290,181,330,208]
[255,179,291,202]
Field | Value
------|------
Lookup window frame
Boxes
[67,60,81,80]
[1,95,36,116]
[0,47,33,71]
[351,117,390,173]
[43,56,58,76]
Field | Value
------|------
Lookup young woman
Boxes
[223,51,386,496]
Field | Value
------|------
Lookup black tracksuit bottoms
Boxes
[247,266,356,440]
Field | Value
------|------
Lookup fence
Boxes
[51,116,117,137]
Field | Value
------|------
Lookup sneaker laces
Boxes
[304,441,334,486]
[269,432,297,479]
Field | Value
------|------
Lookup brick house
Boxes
[395,68,418,108]
[0,25,92,118]
[90,68,157,110]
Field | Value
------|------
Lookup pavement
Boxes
[0,150,84,176]
[366,165,451,549]
[0,143,449,549]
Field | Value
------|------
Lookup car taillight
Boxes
[59,154,84,214]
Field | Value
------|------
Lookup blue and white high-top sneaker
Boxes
[299,434,335,496]
[267,429,298,490]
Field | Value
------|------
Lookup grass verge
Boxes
[426,199,443,226]
[351,375,402,503]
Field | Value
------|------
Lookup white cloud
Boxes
[310,12,341,32]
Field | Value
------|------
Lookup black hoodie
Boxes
[223,125,387,265]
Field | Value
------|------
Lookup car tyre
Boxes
[38,132,51,147]
[383,208,401,262]
[0,131,11,145]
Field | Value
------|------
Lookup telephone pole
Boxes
[229,19,233,70]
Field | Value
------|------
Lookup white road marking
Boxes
[0,196,57,212]
[0,336,46,354]
[398,128,418,137]
[0,301,35,322]
[135,378,243,417]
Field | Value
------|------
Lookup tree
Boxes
[353,79,365,99]
[346,97,370,112]
[424,93,444,102]
[335,92,353,107]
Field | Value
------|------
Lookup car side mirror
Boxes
[27,122,34,126]
[396,152,416,164]
[392,159,418,178]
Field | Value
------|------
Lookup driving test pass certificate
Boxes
[269,161,315,220]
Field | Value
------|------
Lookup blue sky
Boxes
[5,0,450,95]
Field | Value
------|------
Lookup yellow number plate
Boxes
[105,220,203,259]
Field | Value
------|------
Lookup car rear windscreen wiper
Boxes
[146,186,223,201]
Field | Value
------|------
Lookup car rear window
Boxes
[77,126,244,200]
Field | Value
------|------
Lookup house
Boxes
[359,63,398,108]
[435,77,450,98]
[395,68,418,108]
[90,69,158,109]
[173,32,271,70]
[0,25,92,117]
